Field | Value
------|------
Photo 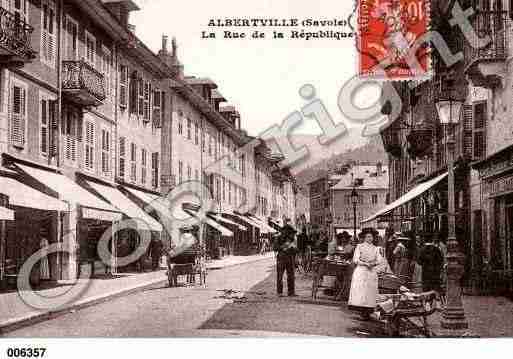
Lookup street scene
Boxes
[1,0,513,343]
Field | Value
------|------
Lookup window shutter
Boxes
[41,99,48,155]
[462,104,473,160]
[129,71,138,114]
[473,103,487,160]
[119,136,126,179]
[120,65,128,108]
[152,152,159,188]
[11,85,26,148]
[50,100,58,157]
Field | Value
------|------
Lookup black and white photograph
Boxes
[0,0,511,356]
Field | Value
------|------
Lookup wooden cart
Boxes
[166,249,207,287]
[311,257,351,300]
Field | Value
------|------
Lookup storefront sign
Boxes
[470,86,489,102]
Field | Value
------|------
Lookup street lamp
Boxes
[435,97,468,331]
[351,187,359,243]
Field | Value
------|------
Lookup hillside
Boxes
[292,134,387,193]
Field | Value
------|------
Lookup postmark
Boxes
[357,0,431,79]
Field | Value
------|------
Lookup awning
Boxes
[183,209,234,237]
[0,206,14,220]
[0,176,68,212]
[246,214,278,234]
[16,164,121,221]
[86,181,162,232]
[211,214,247,231]
[362,172,448,224]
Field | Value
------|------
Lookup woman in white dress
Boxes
[348,228,384,319]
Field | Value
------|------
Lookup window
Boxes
[101,46,112,96]
[187,118,191,140]
[119,65,129,109]
[84,121,95,171]
[85,31,96,67]
[473,102,487,160]
[130,143,137,182]
[178,161,183,184]
[194,122,199,145]
[372,194,378,205]
[40,97,56,157]
[41,0,56,67]
[152,89,162,128]
[11,83,27,148]
[222,177,226,201]
[138,78,144,117]
[195,169,199,181]
[178,113,183,135]
[63,107,79,162]
[119,137,126,179]
[65,16,78,60]
[228,181,232,204]
[208,133,212,156]
[151,152,159,188]
[129,71,139,114]
[143,82,151,121]
[101,129,110,175]
[141,148,147,184]
[216,178,221,202]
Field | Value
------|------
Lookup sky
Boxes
[130,0,378,139]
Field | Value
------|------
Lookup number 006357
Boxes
[6,348,46,358]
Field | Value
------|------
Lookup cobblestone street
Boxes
[4,258,513,338]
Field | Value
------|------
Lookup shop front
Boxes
[0,166,68,289]
[474,149,513,295]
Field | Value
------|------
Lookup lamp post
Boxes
[351,187,359,242]
[435,97,468,331]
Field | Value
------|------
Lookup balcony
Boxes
[464,11,508,89]
[381,127,402,158]
[407,128,433,159]
[0,7,36,65]
[62,60,106,107]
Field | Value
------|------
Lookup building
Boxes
[332,164,389,236]
[308,173,341,232]
[0,0,299,287]
[463,0,513,293]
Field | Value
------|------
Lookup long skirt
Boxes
[348,265,378,310]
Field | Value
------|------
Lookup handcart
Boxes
[311,256,351,300]
[376,291,439,337]
[166,247,207,287]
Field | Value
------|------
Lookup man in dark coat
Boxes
[150,237,164,271]
[273,218,297,296]
[418,235,444,292]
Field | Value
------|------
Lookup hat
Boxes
[360,227,377,237]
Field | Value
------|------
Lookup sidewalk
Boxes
[0,252,274,335]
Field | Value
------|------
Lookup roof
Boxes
[101,0,140,11]
[185,76,218,88]
[212,89,226,101]
[332,165,389,190]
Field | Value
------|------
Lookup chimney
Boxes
[158,35,184,79]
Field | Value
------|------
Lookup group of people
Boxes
[348,229,447,318]
[272,223,448,319]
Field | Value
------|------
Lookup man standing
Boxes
[418,235,444,292]
[273,218,297,297]
[150,237,164,271]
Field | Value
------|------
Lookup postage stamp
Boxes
[357,0,431,79]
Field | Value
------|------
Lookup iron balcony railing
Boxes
[62,60,106,103]
[0,7,35,60]
[465,10,508,67]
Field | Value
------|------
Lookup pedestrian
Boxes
[418,234,444,292]
[348,227,384,319]
[392,235,410,280]
[385,233,398,270]
[273,218,297,297]
[150,237,164,271]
